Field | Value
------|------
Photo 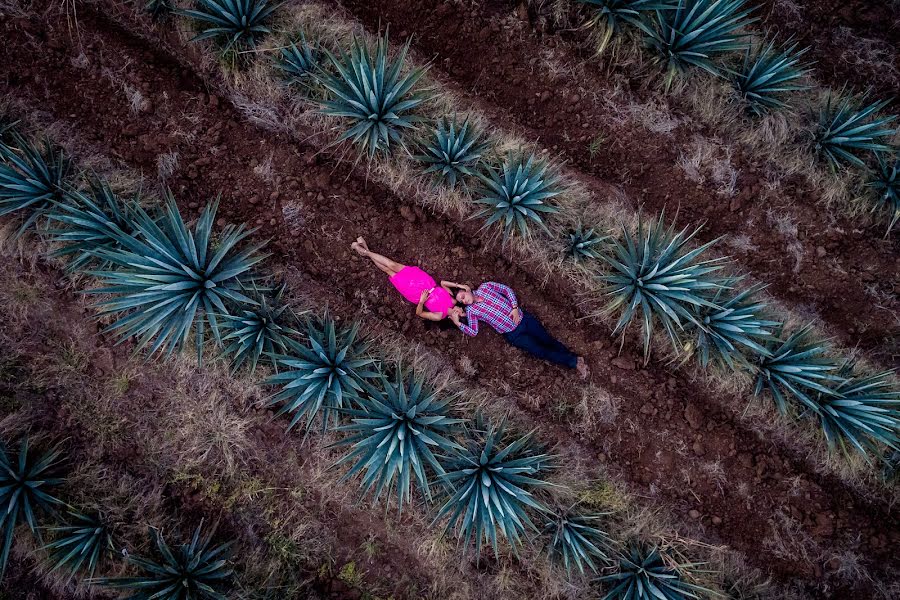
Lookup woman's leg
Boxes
[351,237,405,276]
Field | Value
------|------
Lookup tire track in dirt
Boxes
[338,0,900,368]
[4,5,898,596]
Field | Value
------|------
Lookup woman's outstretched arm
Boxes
[440,280,471,294]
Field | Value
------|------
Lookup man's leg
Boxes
[522,312,571,353]
[506,316,578,369]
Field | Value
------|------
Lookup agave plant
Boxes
[753,325,844,416]
[220,284,300,375]
[867,154,899,234]
[645,0,757,89]
[86,194,267,364]
[475,153,562,241]
[0,134,72,238]
[180,0,279,52]
[686,284,780,371]
[0,438,65,577]
[43,510,113,580]
[434,413,554,557]
[95,523,233,599]
[275,33,319,85]
[265,315,379,435]
[145,0,174,19]
[733,37,812,116]
[317,34,429,158]
[565,223,608,263]
[813,94,897,171]
[809,366,900,460]
[600,543,715,600]
[415,116,490,189]
[577,0,675,54]
[883,449,900,482]
[332,367,464,511]
[600,214,727,363]
[541,510,615,576]
[46,182,142,272]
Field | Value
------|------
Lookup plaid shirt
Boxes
[458,282,520,337]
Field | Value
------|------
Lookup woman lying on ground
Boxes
[351,237,466,323]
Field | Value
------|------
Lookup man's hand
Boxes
[510,307,522,325]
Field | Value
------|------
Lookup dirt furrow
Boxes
[338,0,900,368]
[4,4,899,596]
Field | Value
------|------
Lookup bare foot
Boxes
[350,241,368,257]
[576,356,590,380]
[357,236,369,253]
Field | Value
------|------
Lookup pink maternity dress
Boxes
[389,266,455,318]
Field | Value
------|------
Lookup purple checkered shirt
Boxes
[458,282,520,337]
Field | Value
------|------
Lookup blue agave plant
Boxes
[565,223,608,263]
[0,438,65,577]
[645,0,757,89]
[734,37,812,116]
[600,543,716,600]
[86,194,267,364]
[146,0,174,19]
[276,33,319,86]
[180,0,279,51]
[600,214,728,363]
[46,182,142,272]
[43,509,113,580]
[317,34,429,158]
[475,153,562,241]
[220,283,300,375]
[542,509,615,575]
[265,315,379,435]
[434,413,554,558]
[688,283,780,371]
[867,154,899,234]
[95,523,233,600]
[813,94,897,171]
[332,367,464,512]
[753,325,844,416]
[415,116,489,189]
[578,0,675,54]
[0,134,72,238]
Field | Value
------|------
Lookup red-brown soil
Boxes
[340,0,900,368]
[3,2,899,598]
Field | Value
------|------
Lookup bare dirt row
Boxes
[3,2,899,597]
[339,0,900,367]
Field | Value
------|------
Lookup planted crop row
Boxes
[142,0,900,471]
[572,0,899,233]
[0,126,722,598]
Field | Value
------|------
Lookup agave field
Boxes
[1,0,899,599]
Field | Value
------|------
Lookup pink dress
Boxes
[389,266,455,318]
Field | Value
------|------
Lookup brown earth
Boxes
[339,0,900,368]
[2,2,900,598]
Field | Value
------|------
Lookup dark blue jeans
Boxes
[503,312,578,369]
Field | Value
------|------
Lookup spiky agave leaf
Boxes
[43,509,113,580]
[145,0,174,19]
[687,283,780,371]
[86,193,267,364]
[0,438,65,577]
[265,315,379,435]
[577,0,676,54]
[813,94,897,171]
[883,449,900,482]
[753,325,844,416]
[317,34,429,158]
[180,0,279,52]
[94,523,233,600]
[0,113,18,145]
[866,154,899,234]
[0,134,72,238]
[542,510,615,576]
[734,37,812,116]
[414,116,490,189]
[565,223,608,263]
[433,413,554,558]
[332,367,464,512]
[475,153,562,241]
[276,32,319,85]
[46,182,143,272]
[220,283,300,375]
[600,213,728,363]
[645,0,757,89]
[809,366,900,460]
[600,543,715,600]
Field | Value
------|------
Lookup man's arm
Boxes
[484,282,519,308]
[455,308,479,337]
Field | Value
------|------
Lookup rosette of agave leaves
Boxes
[414,115,490,189]
[813,93,897,171]
[180,0,279,52]
[577,0,675,55]
[600,542,717,600]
